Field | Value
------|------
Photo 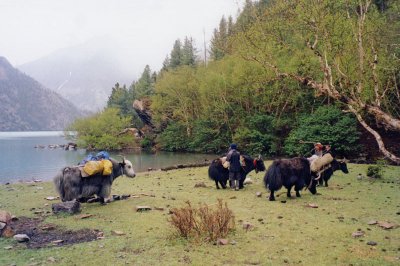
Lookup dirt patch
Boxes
[8,216,99,249]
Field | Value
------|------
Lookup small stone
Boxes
[367,241,377,246]
[230,196,237,199]
[256,192,262,197]
[352,231,365,238]
[307,203,318,208]
[0,210,12,223]
[111,230,125,236]
[194,182,207,188]
[13,234,30,242]
[52,240,64,244]
[217,238,229,245]
[230,240,237,245]
[135,206,152,212]
[377,221,396,229]
[0,222,6,230]
[45,196,58,201]
[4,246,13,250]
[154,207,164,211]
[52,200,81,214]
[367,220,378,225]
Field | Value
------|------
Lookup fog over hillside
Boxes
[0,56,84,131]
[19,37,137,111]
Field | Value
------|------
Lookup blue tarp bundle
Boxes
[79,151,110,165]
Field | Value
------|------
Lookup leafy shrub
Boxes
[366,160,386,178]
[169,200,235,242]
[367,165,383,179]
[66,108,134,150]
[189,120,230,153]
[158,122,189,151]
[284,105,360,157]
[233,114,276,155]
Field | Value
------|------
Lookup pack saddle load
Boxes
[310,153,334,173]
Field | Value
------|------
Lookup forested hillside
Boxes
[69,0,400,163]
[0,57,84,131]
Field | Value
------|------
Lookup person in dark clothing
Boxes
[226,143,241,191]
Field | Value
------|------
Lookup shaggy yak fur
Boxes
[318,159,349,187]
[264,157,318,201]
[208,155,266,189]
[54,158,136,204]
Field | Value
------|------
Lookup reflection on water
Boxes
[0,131,217,183]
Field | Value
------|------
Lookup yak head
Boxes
[307,173,318,195]
[254,155,266,173]
[120,157,136,178]
[338,158,349,174]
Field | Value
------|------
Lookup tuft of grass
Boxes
[169,199,235,242]
[0,162,399,265]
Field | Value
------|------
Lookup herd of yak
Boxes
[53,154,348,204]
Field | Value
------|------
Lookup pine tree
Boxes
[170,39,182,69]
[135,65,154,98]
[181,36,197,66]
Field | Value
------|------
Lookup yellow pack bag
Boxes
[83,161,104,176]
[310,153,334,172]
[102,159,113,175]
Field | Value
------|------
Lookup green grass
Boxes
[0,162,399,266]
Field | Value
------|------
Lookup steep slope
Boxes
[0,56,84,131]
[18,38,136,111]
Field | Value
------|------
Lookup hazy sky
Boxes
[0,0,244,74]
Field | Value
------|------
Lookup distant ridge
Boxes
[18,38,136,111]
[0,56,84,131]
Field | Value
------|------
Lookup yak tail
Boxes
[264,161,283,191]
[53,168,67,201]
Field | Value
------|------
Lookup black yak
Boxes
[54,158,136,204]
[264,157,317,201]
[208,155,266,189]
[318,159,349,187]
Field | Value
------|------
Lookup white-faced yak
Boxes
[318,159,349,187]
[208,155,266,189]
[54,158,136,204]
[264,157,318,201]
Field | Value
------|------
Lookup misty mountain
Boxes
[0,56,84,131]
[18,38,137,111]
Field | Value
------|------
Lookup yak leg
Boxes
[220,179,227,189]
[215,180,221,189]
[238,173,245,189]
[287,186,293,198]
[269,190,276,201]
[295,190,301,197]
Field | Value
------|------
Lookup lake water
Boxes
[0,131,217,184]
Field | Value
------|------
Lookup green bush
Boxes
[233,114,278,156]
[366,165,383,179]
[66,108,134,150]
[158,122,189,151]
[189,120,230,153]
[284,105,360,157]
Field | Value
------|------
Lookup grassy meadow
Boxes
[0,162,399,266]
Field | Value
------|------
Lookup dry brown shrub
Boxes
[169,199,235,242]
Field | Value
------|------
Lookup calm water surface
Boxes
[0,131,217,183]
